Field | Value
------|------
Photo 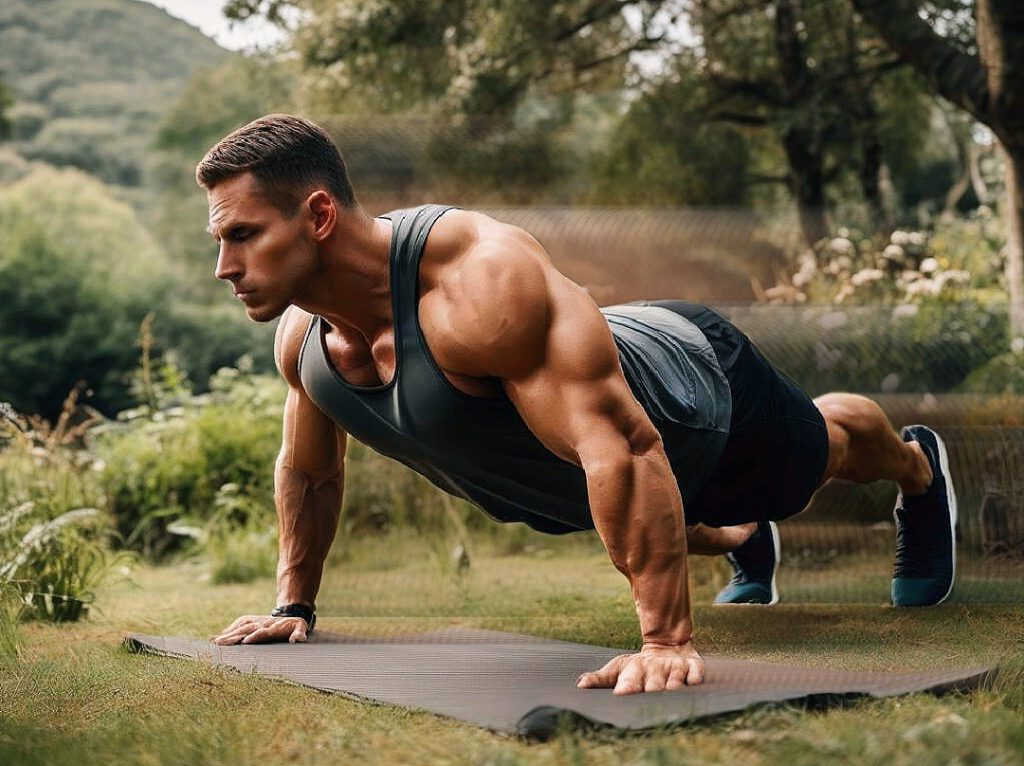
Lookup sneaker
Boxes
[713,521,780,605]
[891,425,957,606]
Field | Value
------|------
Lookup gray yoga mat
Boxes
[125,627,992,739]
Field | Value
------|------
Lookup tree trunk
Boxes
[980,1,1024,339]
[782,128,830,246]
[775,0,830,246]
[859,102,892,232]
[1004,146,1024,339]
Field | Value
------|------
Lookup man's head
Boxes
[197,113,356,214]
[198,114,356,322]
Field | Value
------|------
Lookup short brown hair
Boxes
[196,114,356,213]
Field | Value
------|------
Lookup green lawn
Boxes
[2,530,1023,766]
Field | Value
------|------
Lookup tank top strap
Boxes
[390,204,458,353]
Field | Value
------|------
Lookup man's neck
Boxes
[294,207,394,342]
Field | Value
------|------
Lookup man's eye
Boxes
[230,229,252,241]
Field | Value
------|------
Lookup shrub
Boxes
[96,365,283,559]
[727,298,1007,396]
[959,352,1024,395]
[0,167,175,418]
[0,393,124,622]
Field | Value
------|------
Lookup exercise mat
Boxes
[125,627,991,739]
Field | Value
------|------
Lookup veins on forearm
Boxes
[274,465,343,604]
[585,449,692,644]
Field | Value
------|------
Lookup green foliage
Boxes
[0,72,11,140]
[0,397,124,623]
[0,584,19,660]
[959,352,1024,395]
[5,101,46,141]
[96,364,284,560]
[0,167,175,417]
[589,57,753,206]
[271,0,638,116]
[22,116,142,186]
[204,487,277,584]
[0,0,227,186]
[734,297,1007,397]
[154,55,295,162]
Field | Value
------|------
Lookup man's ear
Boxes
[306,190,336,242]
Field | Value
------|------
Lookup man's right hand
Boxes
[211,614,310,645]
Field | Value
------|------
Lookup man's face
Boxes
[207,172,315,322]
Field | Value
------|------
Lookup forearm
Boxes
[273,457,343,608]
[586,448,692,646]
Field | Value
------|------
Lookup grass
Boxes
[1,528,1023,766]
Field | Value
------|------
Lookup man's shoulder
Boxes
[274,305,316,387]
[425,213,557,379]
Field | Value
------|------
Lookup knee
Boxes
[813,392,881,432]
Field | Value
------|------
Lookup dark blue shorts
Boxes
[649,301,830,528]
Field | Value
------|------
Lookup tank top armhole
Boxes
[295,312,319,384]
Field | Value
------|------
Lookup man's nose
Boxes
[215,244,241,282]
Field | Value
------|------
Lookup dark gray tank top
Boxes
[298,205,731,534]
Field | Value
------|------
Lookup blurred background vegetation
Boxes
[1,0,1023,627]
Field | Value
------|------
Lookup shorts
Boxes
[648,300,830,528]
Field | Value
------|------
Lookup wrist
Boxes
[271,602,316,632]
[641,620,694,647]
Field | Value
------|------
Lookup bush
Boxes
[96,366,284,559]
[0,395,124,622]
[0,167,175,418]
[959,352,1024,395]
[727,298,1007,396]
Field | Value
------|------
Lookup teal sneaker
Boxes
[714,521,780,605]
[891,425,957,607]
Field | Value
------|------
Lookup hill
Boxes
[0,0,229,186]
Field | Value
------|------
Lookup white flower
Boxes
[791,252,817,288]
[882,244,905,263]
[834,284,855,303]
[828,237,855,256]
[851,268,885,286]
[919,257,939,274]
[905,279,939,296]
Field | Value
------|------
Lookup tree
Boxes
[225,0,669,115]
[848,0,1024,337]
[692,0,931,243]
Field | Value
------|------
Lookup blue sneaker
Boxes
[892,425,957,606]
[714,521,780,605]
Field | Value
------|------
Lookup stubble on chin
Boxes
[245,301,288,323]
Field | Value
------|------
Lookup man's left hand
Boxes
[576,642,704,694]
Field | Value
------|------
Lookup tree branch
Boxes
[551,0,637,43]
[848,0,989,121]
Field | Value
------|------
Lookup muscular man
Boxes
[203,115,957,694]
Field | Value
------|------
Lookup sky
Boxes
[139,0,285,50]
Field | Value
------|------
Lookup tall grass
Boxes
[0,386,124,622]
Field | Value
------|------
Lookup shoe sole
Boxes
[932,429,958,604]
[767,521,780,606]
[894,426,958,605]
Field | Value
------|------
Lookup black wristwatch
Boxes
[271,603,316,632]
